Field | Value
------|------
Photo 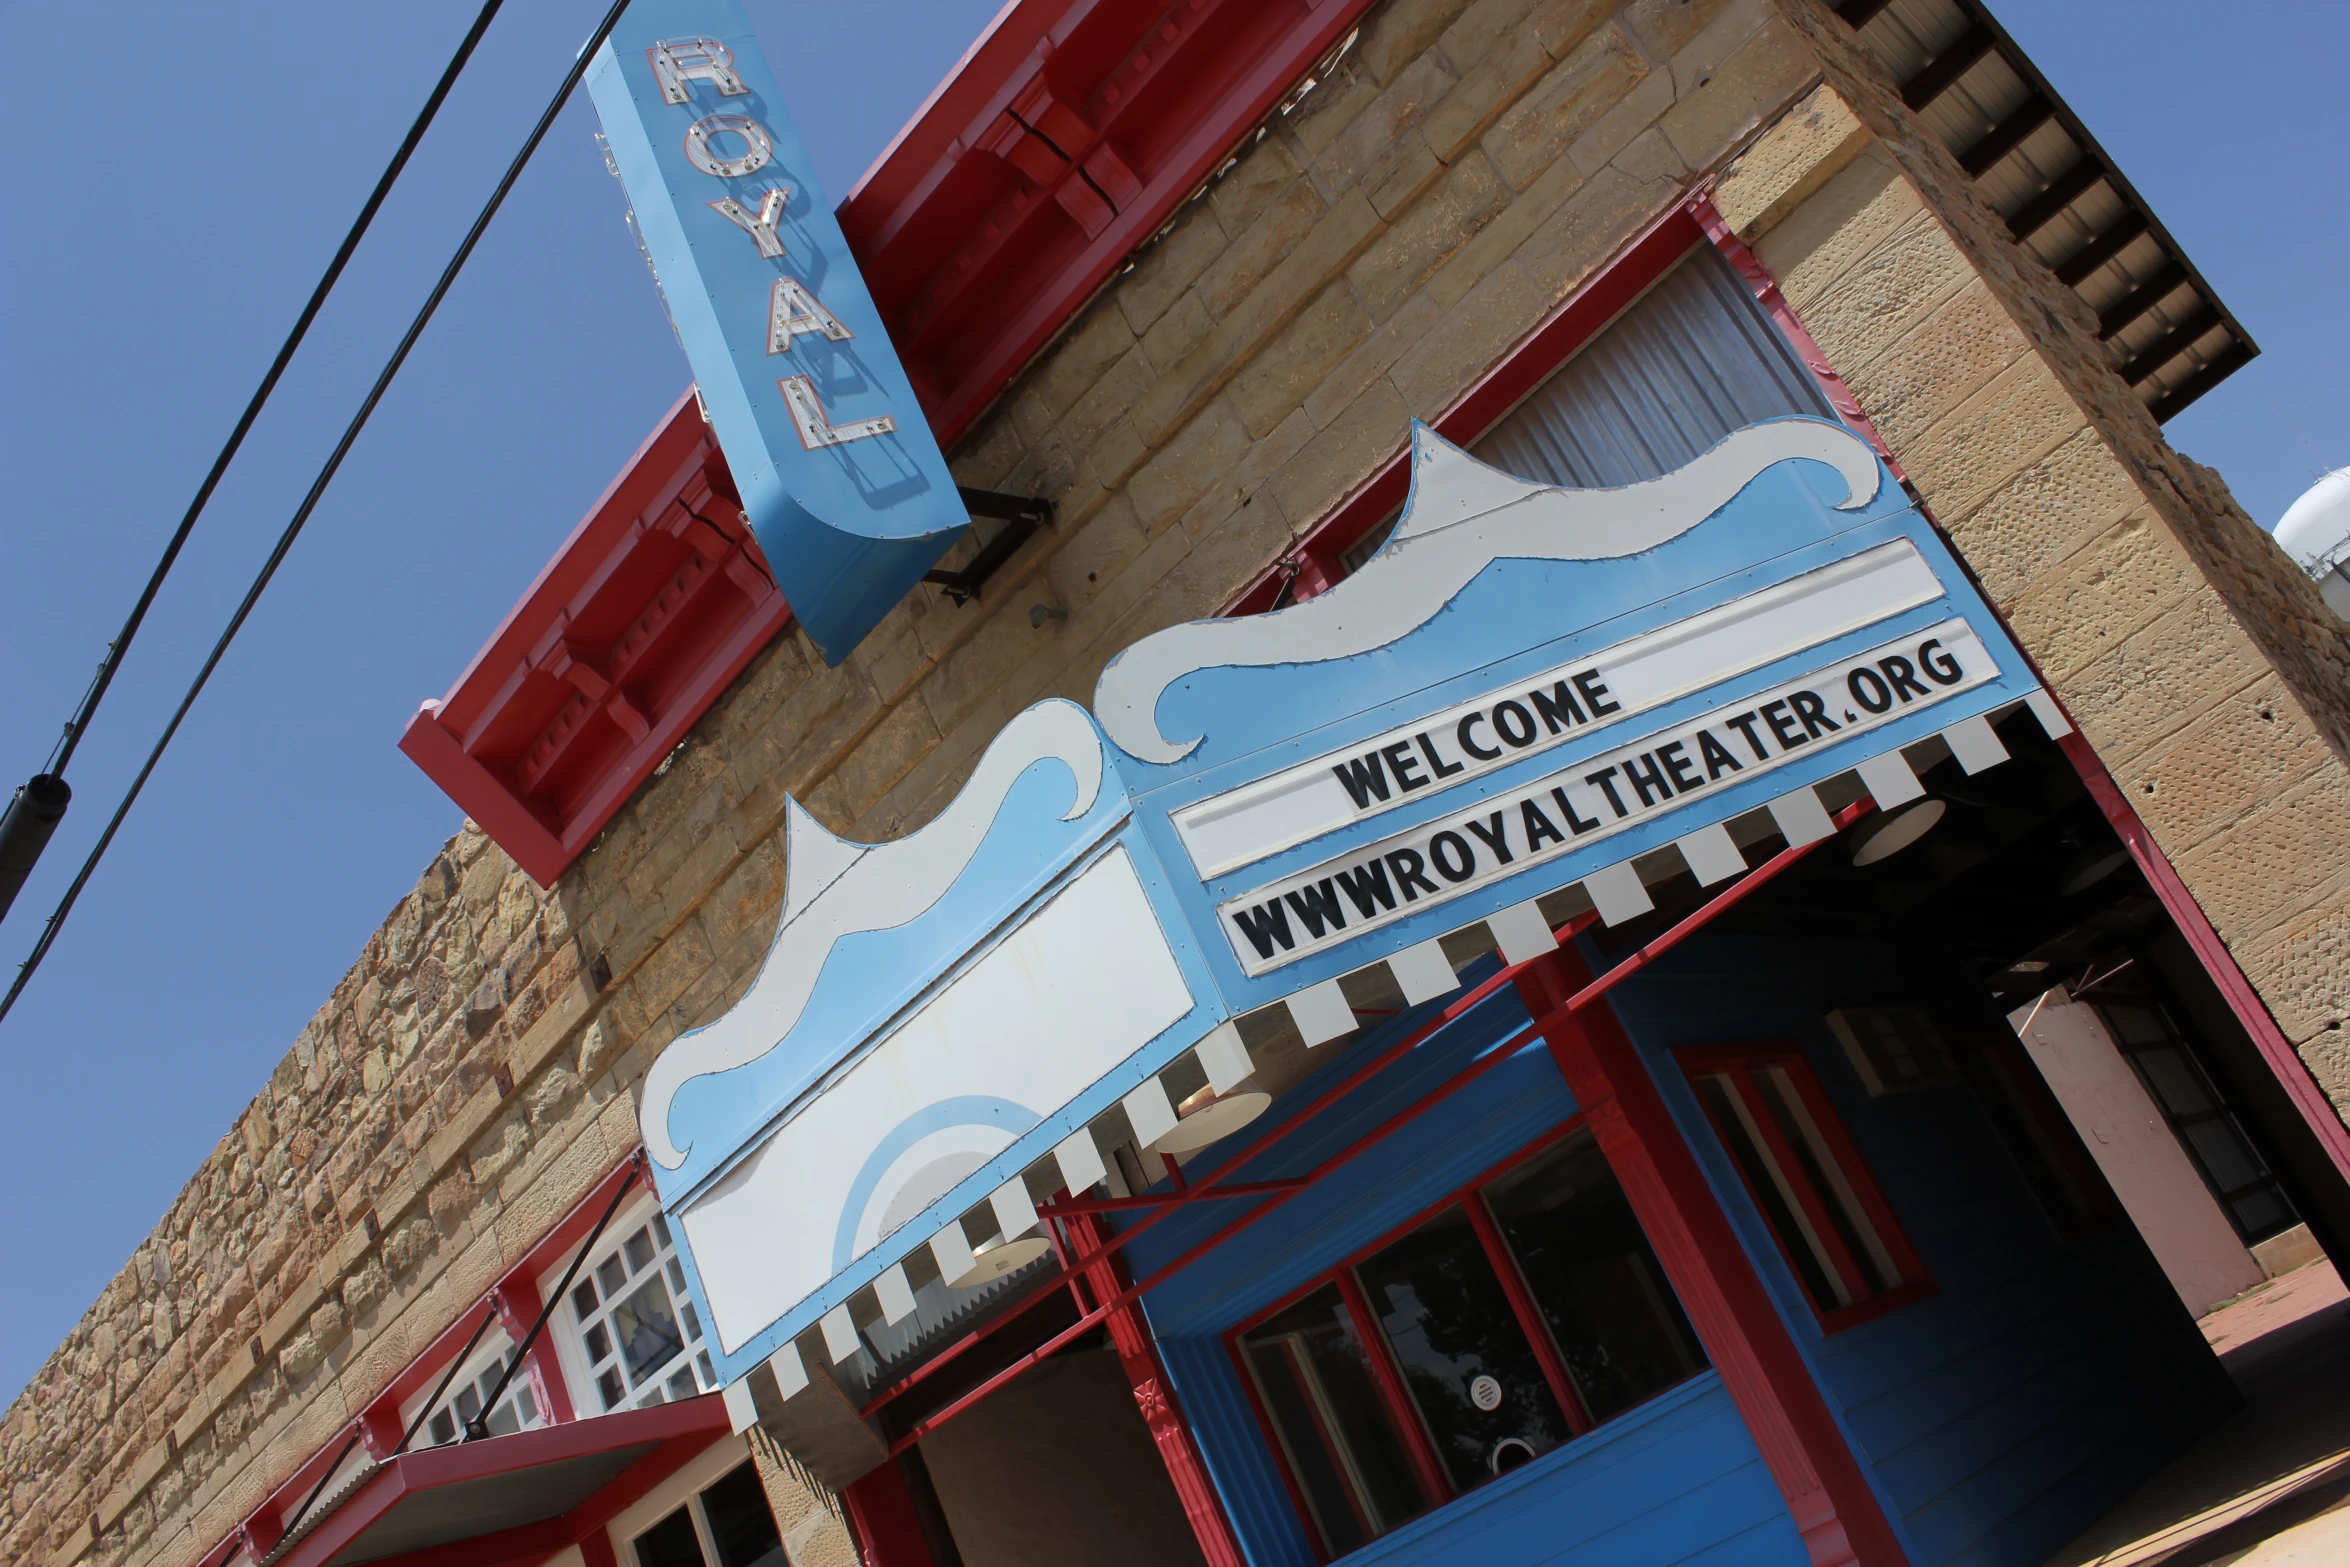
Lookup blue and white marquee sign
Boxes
[588,0,967,665]
[647,415,2071,1398]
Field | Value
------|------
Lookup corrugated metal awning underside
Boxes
[1837,0,2254,422]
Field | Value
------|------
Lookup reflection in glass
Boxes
[1241,1284,1426,1555]
[614,1276,686,1386]
[1482,1134,1704,1422]
[1354,1207,1571,1492]
[701,1460,786,1567]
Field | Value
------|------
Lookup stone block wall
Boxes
[10,3,2348,1567]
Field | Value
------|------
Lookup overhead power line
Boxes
[0,0,511,926]
[0,0,639,1028]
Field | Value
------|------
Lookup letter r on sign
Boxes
[649,37,749,102]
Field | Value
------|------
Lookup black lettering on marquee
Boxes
[1725,711,1770,762]
[1387,848,1439,900]
[1552,786,1600,835]
[1848,667,1893,714]
[1623,753,1675,808]
[1493,700,1538,748]
[1334,861,1398,918]
[1522,798,1568,851]
[1283,880,1349,939]
[1789,689,1842,739]
[1457,712,1502,761]
[1761,698,1806,750]
[1384,740,1428,791]
[1332,752,1392,809]
[1585,766,1630,819]
[1656,739,1702,793]
[1416,732,1466,780]
[1878,655,1929,702]
[1573,669,1621,716]
[1530,680,1586,733]
[1429,831,1477,882]
[1232,900,1295,959]
[1696,729,1745,780]
[1464,811,1514,864]
[1919,637,1964,685]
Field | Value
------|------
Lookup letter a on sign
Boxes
[587,0,969,665]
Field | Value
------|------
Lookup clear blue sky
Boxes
[0,1,2340,1404]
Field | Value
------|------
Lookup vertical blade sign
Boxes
[587,1,968,666]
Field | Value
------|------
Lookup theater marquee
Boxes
[631,416,2069,1399]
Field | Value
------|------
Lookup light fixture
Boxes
[1850,798,1945,866]
[1149,1088,1272,1155]
[2058,846,2132,896]
[948,1233,1051,1289]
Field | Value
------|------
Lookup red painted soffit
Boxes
[400,393,790,886]
[844,0,1377,449]
[407,0,1375,883]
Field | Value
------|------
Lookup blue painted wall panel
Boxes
[1129,962,1805,1567]
[1604,929,2236,1567]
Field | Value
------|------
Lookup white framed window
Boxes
[542,1194,721,1415]
[402,1328,547,1447]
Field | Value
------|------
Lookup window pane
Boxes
[586,1322,613,1364]
[701,1461,786,1567]
[1354,1206,1571,1492]
[634,1506,707,1567]
[571,1280,599,1321]
[2184,1118,2268,1194]
[614,1276,688,1386]
[598,1367,626,1411]
[1696,1072,1846,1309]
[2135,1047,2214,1116]
[1241,1284,1426,1555]
[1754,1067,1901,1295]
[1482,1135,1705,1422]
[599,1256,630,1297]
[626,1226,659,1275]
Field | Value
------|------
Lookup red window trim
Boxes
[1677,1043,1933,1334]
[1223,1116,1709,1559]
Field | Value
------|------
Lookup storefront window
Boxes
[1354,1207,1571,1490]
[1482,1137,1705,1423]
[1240,1285,1427,1556]
[1236,1129,1705,1555]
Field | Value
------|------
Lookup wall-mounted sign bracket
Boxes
[925,488,1057,604]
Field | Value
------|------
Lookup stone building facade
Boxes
[9,2,2348,1566]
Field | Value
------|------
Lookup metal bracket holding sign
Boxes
[586,2,972,665]
[926,488,1058,605]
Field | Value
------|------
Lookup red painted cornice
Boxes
[844,0,1376,447]
[400,393,789,885]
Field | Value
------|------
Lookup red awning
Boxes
[266,1396,731,1567]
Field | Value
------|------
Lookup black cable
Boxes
[270,1161,642,1549]
[41,0,510,782]
[0,0,636,1028]
[464,1160,643,1439]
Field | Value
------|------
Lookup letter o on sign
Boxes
[684,114,774,177]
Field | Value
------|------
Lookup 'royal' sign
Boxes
[588,1,967,664]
